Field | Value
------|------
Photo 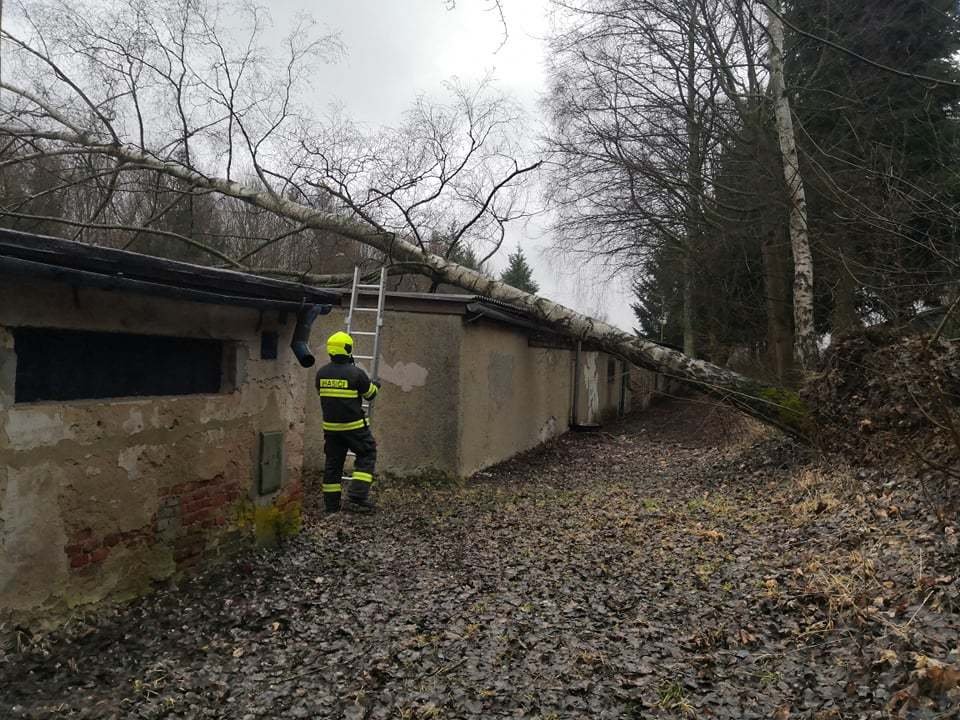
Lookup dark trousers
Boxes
[323,427,377,511]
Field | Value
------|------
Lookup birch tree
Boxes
[765,0,817,369]
[0,0,813,437]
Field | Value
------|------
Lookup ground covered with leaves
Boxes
[2,399,959,719]
[805,331,959,511]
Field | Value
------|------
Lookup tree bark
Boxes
[830,262,860,335]
[682,0,701,361]
[766,0,818,370]
[682,255,696,358]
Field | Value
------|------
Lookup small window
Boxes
[14,327,225,403]
[607,357,617,384]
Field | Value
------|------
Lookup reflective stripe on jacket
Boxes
[315,358,378,431]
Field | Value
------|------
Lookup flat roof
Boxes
[0,230,619,351]
[0,229,338,312]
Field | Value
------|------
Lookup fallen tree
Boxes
[0,0,812,439]
[0,122,813,438]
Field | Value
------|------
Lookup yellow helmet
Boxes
[326,331,354,357]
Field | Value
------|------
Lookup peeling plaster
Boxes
[379,358,429,392]
[121,408,145,434]
[4,408,76,450]
[118,445,147,480]
[538,415,559,443]
[583,353,600,424]
[0,463,69,611]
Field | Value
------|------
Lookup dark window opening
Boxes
[607,357,617,384]
[14,327,225,403]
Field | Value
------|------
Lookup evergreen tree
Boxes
[500,246,540,294]
[447,242,484,273]
[785,0,960,324]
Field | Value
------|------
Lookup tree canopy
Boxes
[547,0,960,380]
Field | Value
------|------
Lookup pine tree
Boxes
[500,246,540,294]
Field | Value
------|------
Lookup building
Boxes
[0,230,660,624]
[0,230,336,624]
[304,291,657,480]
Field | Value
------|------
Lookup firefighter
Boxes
[315,331,380,513]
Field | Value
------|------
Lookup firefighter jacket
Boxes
[315,357,379,432]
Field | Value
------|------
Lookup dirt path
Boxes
[2,399,958,719]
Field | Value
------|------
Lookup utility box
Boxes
[258,431,284,495]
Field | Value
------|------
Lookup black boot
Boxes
[322,485,342,513]
[344,496,376,513]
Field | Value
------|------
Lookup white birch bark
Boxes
[766,0,818,370]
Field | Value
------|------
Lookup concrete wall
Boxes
[0,279,306,625]
[458,323,573,477]
[302,300,661,482]
[305,310,463,478]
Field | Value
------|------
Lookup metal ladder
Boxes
[341,267,387,485]
[344,266,388,418]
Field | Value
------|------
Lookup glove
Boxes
[372,380,381,389]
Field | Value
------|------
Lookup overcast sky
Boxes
[271,1,637,331]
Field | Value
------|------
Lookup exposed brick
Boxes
[70,553,91,569]
[90,547,110,564]
[183,510,211,527]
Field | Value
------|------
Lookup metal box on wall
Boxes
[258,431,284,495]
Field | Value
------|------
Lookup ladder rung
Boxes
[353,307,379,313]
[351,331,377,336]
[356,284,381,289]
[354,354,373,360]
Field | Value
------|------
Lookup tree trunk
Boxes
[682,0,701,361]
[4,126,815,440]
[766,0,818,370]
[682,255,696,358]
[761,230,793,383]
[831,262,860,335]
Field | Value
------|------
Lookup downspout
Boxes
[619,360,628,417]
[571,340,582,427]
[291,304,331,368]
